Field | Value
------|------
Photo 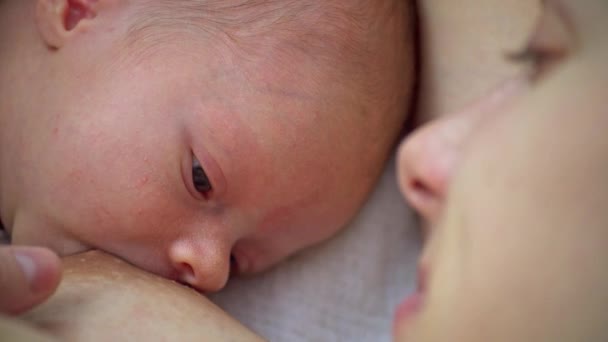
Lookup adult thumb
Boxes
[0,246,62,315]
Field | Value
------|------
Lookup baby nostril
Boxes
[178,261,193,273]
[177,262,196,285]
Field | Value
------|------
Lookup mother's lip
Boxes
[394,263,429,331]
[394,292,424,327]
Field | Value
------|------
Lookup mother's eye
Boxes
[507,0,574,82]
[192,156,213,195]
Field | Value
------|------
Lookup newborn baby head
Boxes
[0,0,414,291]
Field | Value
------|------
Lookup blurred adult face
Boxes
[396,0,608,340]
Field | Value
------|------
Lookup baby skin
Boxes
[0,0,415,292]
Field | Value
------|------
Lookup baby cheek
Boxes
[249,210,330,269]
[60,166,179,248]
[111,185,185,241]
[44,122,182,245]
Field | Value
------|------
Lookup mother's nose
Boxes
[397,113,475,225]
[169,238,232,292]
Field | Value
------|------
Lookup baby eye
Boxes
[192,156,213,196]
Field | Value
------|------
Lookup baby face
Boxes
[396,0,608,340]
[2,1,413,291]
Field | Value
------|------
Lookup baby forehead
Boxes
[132,0,400,28]
[128,0,408,55]
[126,0,414,107]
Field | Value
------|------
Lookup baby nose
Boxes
[397,115,471,225]
[169,239,231,292]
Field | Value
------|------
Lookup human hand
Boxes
[0,246,61,314]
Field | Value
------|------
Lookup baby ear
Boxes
[35,0,101,49]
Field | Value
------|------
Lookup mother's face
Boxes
[396,0,608,340]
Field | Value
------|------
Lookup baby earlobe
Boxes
[35,0,98,49]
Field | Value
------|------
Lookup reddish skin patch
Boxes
[98,205,117,226]
[137,176,150,188]
[67,169,84,183]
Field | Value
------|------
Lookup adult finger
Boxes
[0,246,62,315]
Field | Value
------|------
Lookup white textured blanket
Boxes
[210,157,421,341]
